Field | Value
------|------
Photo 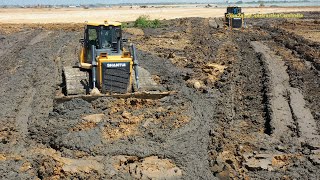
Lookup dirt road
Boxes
[0,11,319,179]
[0,6,320,23]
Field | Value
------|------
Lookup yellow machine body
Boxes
[56,20,173,101]
[78,20,135,93]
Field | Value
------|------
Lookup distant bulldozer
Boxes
[225,6,245,29]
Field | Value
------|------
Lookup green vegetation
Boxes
[134,15,162,28]
[121,16,162,29]
[121,22,130,29]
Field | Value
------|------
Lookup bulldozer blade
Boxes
[54,91,176,103]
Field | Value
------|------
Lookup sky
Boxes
[0,0,318,5]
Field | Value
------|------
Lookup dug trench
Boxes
[0,13,319,179]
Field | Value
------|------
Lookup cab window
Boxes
[86,26,98,61]
[88,28,97,41]
[101,27,112,48]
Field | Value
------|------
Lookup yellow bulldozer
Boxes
[56,20,171,102]
[225,6,244,29]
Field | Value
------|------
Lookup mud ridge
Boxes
[261,23,320,71]
[257,52,273,135]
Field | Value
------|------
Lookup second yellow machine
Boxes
[62,20,165,99]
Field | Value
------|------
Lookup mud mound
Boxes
[0,23,83,34]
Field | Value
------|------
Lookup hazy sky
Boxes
[0,0,225,5]
[0,0,317,5]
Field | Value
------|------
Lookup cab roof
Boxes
[86,20,122,27]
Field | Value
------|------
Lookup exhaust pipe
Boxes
[131,44,140,90]
[91,45,97,89]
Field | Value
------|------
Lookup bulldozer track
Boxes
[55,91,176,103]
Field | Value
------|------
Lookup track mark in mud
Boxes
[260,59,272,135]
[251,41,294,138]
[207,35,268,178]
[251,41,319,145]
[28,31,52,45]
[16,88,35,140]
[289,88,319,144]
[265,39,320,133]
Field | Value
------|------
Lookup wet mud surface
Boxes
[0,12,319,179]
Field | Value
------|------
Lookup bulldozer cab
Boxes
[227,6,241,14]
[83,22,122,62]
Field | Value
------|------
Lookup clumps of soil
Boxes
[280,19,320,43]
[31,148,103,179]
[0,119,17,145]
[89,97,190,141]
[112,155,182,179]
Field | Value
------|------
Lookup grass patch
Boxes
[121,22,130,29]
[121,15,162,29]
[134,15,162,28]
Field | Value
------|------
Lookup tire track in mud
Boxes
[0,31,44,147]
[289,88,319,143]
[0,29,85,179]
[14,32,53,138]
[0,31,35,80]
[262,23,320,133]
[251,41,295,139]
[211,29,320,179]
[16,88,36,141]
[207,32,269,178]
[248,40,320,179]
[251,41,319,146]
[0,30,58,178]
[232,15,320,179]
